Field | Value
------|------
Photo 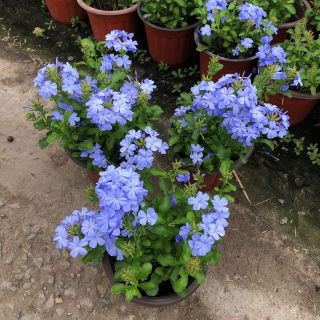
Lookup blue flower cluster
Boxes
[54,165,152,260]
[80,143,108,169]
[176,73,289,148]
[177,193,229,256]
[119,127,169,170]
[104,30,138,52]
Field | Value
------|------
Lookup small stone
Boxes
[37,290,46,302]
[76,304,81,310]
[84,277,91,284]
[33,257,43,269]
[120,305,126,313]
[47,276,55,285]
[8,203,20,209]
[55,298,63,304]
[278,199,285,205]
[13,273,24,281]
[21,254,28,262]
[45,294,54,309]
[67,312,72,316]
[7,136,14,142]
[144,56,152,63]
[23,282,32,290]
[5,257,12,265]
[27,234,36,240]
[0,200,5,208]
[97,285,106,298]
[31,225,41,233]
[80,298,93,312]
[64,288,75,298]
[280,217,288,225]
[14,308,21,319]
[51,249,61,259]
[56,307,64,316]
[10,285,18,292]
[99,298,111,307]
[24,272,31,280]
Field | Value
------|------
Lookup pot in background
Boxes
[77,0,138,41]
[137,2,200,67]
[194,26,257,82]
[45,0,86,24]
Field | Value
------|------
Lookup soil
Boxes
[0,1,320,319]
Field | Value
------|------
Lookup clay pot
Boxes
[64,148,100,183]
[137,2,201,67]
[102,254,202,307]
[77,0,138,42]
[268,90,320,126]
[45,0,86,25]
[271,0,311,44]
[194,27,257,81]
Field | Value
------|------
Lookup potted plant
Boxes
[45,0,87,24]
[24,30,163,182]
[306,0,320,36]
[266,19,320,126]
[193,0,278,80]
[247,0,310,43]
[54,126,230,305]
[137,0,201,66]
[167,57,296,190]
[76,0,138,41]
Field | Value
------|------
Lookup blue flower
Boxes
[188,192,210,211]
[137,208,158,226]
[240,37,253,49]
[179,223,191,241]
[67,112,80,126]
[68,236,88,258]
[200,24,211,37]
[39,80,57,99]
[176,172,190,183]
[188,234,215,256]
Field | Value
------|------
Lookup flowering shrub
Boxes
[139,0,199,28]
[278,19,320,95]
[84,0,135,10]
[54,130,229,300]
[306,0,320,33]
[24,30,163,171]
[247,0,297,25]
[194,0,278,58]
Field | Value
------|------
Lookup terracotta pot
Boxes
[194,26,257,82]
[45,0,87,25]
[102,254,202,307]
[268,90,320,126]
[77,0,138,42]
[64,148,100,183]
[137,2,201,67]
[271,0,310,44]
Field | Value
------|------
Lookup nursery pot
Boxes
[137,2,201,67]
[102,254,202,307]
[77,0,138,42]
[271,0,310,44]
[64,148,100,184]
[194,27,257,82]
[45,0,87,25]
[268,90,320,126]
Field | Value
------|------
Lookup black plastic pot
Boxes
[102,254,202,307]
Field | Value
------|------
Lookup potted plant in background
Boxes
[54,126,230,305]
[267,19,320,126]
[137,0,201,66]
[193,0,278,80]
[76,0,138,41]
[306,0,320,36]
[167,56,296,190]
[45,0,87,24]
[24,30,163,182]
[247,0,310,43]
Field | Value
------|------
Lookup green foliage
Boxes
[306,0,320,32]
[140,0,199,28]
[158,61,170,71]
[84,0,135,10]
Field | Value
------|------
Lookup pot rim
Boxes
[77,0,138,16]
[102,253,202,307]
[64,148,87,168]
[137,1,201,32]
[277,0,310,29]
[164,116,254,175]
[194,25,257,62]
[283,89,320,99]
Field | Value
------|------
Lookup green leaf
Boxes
[159,196,171,214]
[169,135,180,146]
[109,70,127,86]
[174,270,188,293]
[196,43,209,52]
[157,254,178,266]
[139,282,156,291]
[81,246,105,266]
[145,287,159,296]
[110,283,127,294]
[139,263,152,279]
[46,132,62,144]
[151,225,178,238]
[260,139,275,150]
[125,287,141,301]
[194,270,206,285]
[149,168,167,177]
[63,110,72,123]
[141,173,155,193]
[219,159,231,176]
[78,139,94,150]
[33,122,47,131]
[38,137,49,149]
[202,249,222,265]
[159,177,169,195]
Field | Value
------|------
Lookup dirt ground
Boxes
[0,2,320,319]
